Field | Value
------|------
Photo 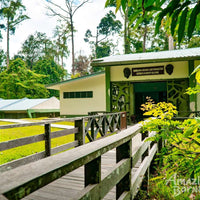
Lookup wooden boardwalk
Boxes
[1,119,158,200]
[22,150,116,200]
[23,134,141,200]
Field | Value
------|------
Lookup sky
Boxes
[0,0,122,72]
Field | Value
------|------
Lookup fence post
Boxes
[91,118,95,140]
[139,131,150,197]
[44,123,51,157]
[116,139,132,199]
[120,112,127,130]
[102,115,107,136]
[75,118,85,146]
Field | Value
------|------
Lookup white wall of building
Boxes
[60,74,106,115]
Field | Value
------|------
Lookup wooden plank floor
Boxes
[23,134,142,200]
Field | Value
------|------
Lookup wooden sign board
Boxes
[132,66,164,76]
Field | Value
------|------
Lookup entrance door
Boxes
[134,82,167,121]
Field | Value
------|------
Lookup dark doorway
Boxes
[134,82,167,121]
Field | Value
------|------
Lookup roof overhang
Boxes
[91,47,200,67]
[46,71,105,90]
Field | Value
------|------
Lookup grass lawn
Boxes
[0,119,114,165]
[0,120,76,165]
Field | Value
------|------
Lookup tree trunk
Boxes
[70,14,75,75]
[95,30,99,59]
[168,35,174,50]
[6,17,10,69]
[124,8,129,54]
[143,23,147,52]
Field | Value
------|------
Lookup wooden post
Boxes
[75,118,85,146]
[120,112,127,130]
[140,131,150,196]
[85,156,101,187]
[102,116,106,136]
[91,118,95,141]
[116,139,132,199]
[44,123,51,157]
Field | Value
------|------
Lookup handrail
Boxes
[0,123,158,200]
[0,112,125,172]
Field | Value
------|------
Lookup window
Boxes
[63,91,93,99]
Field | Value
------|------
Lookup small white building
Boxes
[0,97,60,118]
[47,72,106,116]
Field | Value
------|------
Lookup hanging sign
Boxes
[132,66,164,76]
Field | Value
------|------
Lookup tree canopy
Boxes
[0,58,49,99]
[84,10,122,59]
[106,0,200,45]
[0,0,29,68]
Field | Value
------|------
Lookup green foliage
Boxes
[141,96,177,120]
[0,49,6,72]
[33,58,66,97]
[0,58,49,99]
[84,10,122,60]
[142,109,200,197]
[141,74,200,197]
[0,0,29,67]
[33,58,65,84]
[186,65,200,95]
[0,0,29,34]
[107,0,200,46]
[18,32,62,69]
[155,0,200,43]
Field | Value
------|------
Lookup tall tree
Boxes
[0,0,29,68]
[53,20,70,68]
[19,32,45,70]
[18,32,60,69]
[84,10,122,58]
[45,0,89,75]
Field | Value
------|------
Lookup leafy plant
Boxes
[141,66,200,198]
[186,64,200,95]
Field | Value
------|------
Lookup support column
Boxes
[188,60,197,111]
[105,66,111,112]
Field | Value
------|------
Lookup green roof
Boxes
[46,71,105,90]
[91,47,200,67]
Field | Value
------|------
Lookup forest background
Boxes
[0,0,200,99]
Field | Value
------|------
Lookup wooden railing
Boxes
[0,112,125,172]
[0,122,158,200]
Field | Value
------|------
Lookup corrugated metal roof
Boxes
[0,99,19,109]
[91,47,200,66]
[0,98,49,111]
